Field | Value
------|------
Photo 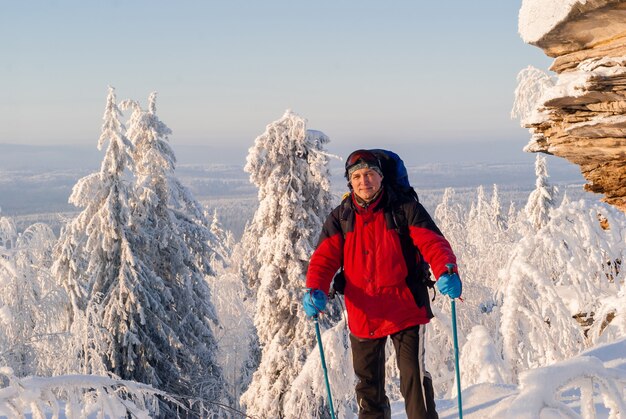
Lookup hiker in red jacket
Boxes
[303,149,462,419]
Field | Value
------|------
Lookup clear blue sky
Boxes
[1,1,552,160]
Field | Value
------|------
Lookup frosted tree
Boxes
[10,223,67,376]
[0,216,16,289]
[209,209,235,271]
[205,211,253,408]
[0,215,16,251]
[53,86,135,377]
[491,184,506,230]
[430,185,518,395]
[0,217,36,376]
[511,65,554,125]
[499,198,626,376]
[434,188,466,250]
[208,268,256,412]
[123,92,226,415]
[452,186,510,319]
[238,110,335,418]
[53,89,226,417]
[525,154,558,230]
[552,200,626,344]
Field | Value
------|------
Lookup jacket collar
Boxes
[352,187,385,213]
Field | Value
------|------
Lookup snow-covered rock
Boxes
[515,0,626,212]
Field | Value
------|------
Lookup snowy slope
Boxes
[392,338,626,418]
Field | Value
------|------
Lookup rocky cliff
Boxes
[517,0,626,212]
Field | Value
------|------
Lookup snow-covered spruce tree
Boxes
[122,93,226,416]
[238,110,335,418]
[209,209,235,272]
[52,86,135,377]
[491,184,507,231]
[524,154,558,231]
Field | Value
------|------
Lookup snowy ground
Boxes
[2,335,624,418]
[390,338,626,418]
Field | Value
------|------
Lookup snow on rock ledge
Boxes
[519,0,625,54]
[516,0,626,212]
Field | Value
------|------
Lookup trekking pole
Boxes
[446,263,463,419]
[313,314,336,419]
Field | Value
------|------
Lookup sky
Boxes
[0,1,554,164]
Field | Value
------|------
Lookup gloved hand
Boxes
[436,265,462,299]
[302,289,328,317]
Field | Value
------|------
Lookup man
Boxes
[303,149,462,419]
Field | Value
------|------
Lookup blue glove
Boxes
[302,289,328,317]
[436,266,462,299]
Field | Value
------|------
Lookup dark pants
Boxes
[350,325,438,419]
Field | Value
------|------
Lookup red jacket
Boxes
[306,190,457,339]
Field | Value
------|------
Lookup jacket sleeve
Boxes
[306,207,344,295]
[406,202,458,279]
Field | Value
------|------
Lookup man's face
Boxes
[350,167,383,202]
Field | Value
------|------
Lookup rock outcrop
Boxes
[517,0,626,212]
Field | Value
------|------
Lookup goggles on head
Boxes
[345,150,381,177]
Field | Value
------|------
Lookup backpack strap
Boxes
[329,195,352,299]
[339,194,353,239]
[389,203,437,305]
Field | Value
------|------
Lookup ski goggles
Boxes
[345,149,381,172]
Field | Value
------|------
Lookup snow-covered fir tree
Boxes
[238,110,335,418]
[491,184,506,230]
[54,89,226,417]
[122,92,226,416]
[209,209,235,271]
[53,86,136,377]
[525,154,558,230]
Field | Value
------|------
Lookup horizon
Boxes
[0,138,584,172]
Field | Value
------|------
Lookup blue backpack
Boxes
[369,149,418,202]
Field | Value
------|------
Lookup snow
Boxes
[519,0,588,44]
[3,338,622,418]
[393,337,626,418]
[0,368,167,418]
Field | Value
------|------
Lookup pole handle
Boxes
[446,263,455,275]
